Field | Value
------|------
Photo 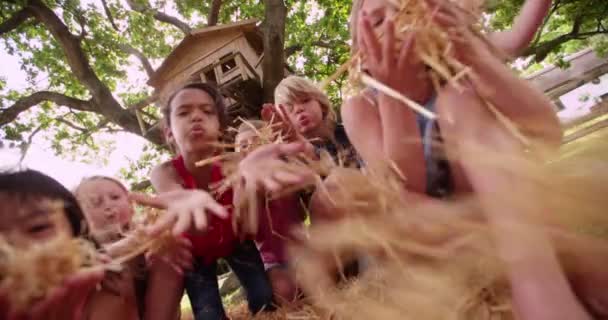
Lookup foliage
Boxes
[1,0,604,186]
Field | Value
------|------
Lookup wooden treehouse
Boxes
[148,19,270,122]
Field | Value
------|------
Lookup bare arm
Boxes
[341,95,385,169]
[488,0,552,58]
[459,30,562,151]
[150,161,184,193]
[440,84,590,320]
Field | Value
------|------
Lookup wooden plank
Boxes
[563,118,608,144]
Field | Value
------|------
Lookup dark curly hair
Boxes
[163,82,228,130]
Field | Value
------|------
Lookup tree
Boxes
[488,0,608,69]
[0,0,603,187]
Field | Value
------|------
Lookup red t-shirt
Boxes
[172,156,237,264]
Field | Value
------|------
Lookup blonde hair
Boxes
[74,176,129,198]
[274,76,336,127]
[237,120,267,136]
[350,0,365,53]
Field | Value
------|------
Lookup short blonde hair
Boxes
[74,176,129,198]
[274,76,336,126]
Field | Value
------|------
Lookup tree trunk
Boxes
[262,0,287,103]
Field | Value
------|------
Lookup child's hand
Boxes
[358,12,430,103]
[239,142,316,194]
[146,237,193,276]
[261,103,302,142]
[426,0,495,65]
[0,268,104,320]
[130,190,229,236]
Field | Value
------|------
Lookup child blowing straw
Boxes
[235,121,304,304]
[342,0,560,198]
[75,176,189,320]
[0,170,104,320]
[133,82,275,320]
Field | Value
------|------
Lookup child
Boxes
[235,120,304,303]
[445,91,607,319]
[342,0,560,198]
[75,176,189,320]
[0,169,104,320]
[269,76,358,167]
[137,82,274,320]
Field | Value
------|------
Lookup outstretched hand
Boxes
[130,190,229,237]
[239,142,317,195]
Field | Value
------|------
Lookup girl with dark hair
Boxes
[0,169,104,320]
[133,83,274,320]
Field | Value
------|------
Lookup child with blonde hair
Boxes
[342,0,560,198]
[235,121,305,303]
[75,176,189,320]
[268,76,358,167]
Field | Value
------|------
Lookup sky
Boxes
[0,39,149,189]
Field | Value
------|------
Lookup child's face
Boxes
[359,0,398,35]
[286,96,324,138]
[0,194,73,249]
[235,130,261,154]
[77,179,132,234]
[358,0,399,67]
[168,89,221,155]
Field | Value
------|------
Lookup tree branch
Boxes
[524,16,608,62]
[0,91,94,127]
[125,0,191,35]
[208,0,222,26]
[126,94,158,110]
[131,179,151,191]
[0,7,34,36]
[285,39,347,57]
[118,43,155,77]
[100,0,120,31]
[25,0,162,145]
[55,117,87,132]
[529,0,562,49]
[19,124,43,163]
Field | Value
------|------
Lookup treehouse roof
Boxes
[148,19,262,88]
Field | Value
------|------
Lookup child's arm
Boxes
[143,238,193,320]
[432,6,561,151]
[438,81,590,320]
[150,161,184,193]
[136,162,228,236]
[488,0,552,59]
[343,14,428,193]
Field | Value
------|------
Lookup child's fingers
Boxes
[172,211,193,236]
[176,236,193,249]
[382,19,395,71]
[192,207,208,231]
[261,103,275,121]
[359,12,381,64]
[397,33,416,71]
[263,176,283,193]
[205,200,229,219]
[277,142,307,157]
[147,211,177,236]
[273,170,307,186]
[129,193,167,209]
